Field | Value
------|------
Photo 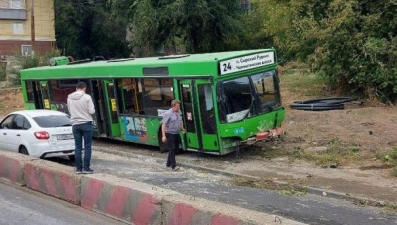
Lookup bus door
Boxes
[179,79,219,152]
[103,80,121,138]
[39,81,51,109]
[90,80,108,137]
[29,81,43,109]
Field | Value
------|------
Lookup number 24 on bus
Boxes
[20,49,285,155]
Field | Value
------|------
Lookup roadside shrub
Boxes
[254,0,397,104]
[383,147,397,162]
[303,0,397,104]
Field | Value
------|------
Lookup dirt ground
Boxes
[1,85,396,205]
[0,88,25,115]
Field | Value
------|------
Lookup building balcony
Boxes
[0,8,27,20]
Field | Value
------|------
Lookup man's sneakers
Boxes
[167,164,180,171]
[83,168,94,174]
[76,168,94,174]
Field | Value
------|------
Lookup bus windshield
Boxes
[218,70,280,123]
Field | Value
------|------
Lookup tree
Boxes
[111,0,243,55]
[251,0,397,103]
[54,0,130,59]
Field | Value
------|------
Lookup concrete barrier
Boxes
[80,174,172,225]
[162,195,306,225]
[23,160,81,204]
[0,152,31,186]
[0,151,307,225]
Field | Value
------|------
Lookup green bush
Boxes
[306,0,397,103]
[250,0,397,104]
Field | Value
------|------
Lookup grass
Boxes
[256,136,364,167]
[257,68,396,173]
[281,69,328,98]
[298,138,362,166]
[354,109,372,116]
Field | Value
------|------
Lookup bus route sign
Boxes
[219,52,275,75]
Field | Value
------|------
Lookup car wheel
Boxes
[68,155,76,161]
[19,146,29,155]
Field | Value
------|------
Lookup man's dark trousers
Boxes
[166,133,179,169]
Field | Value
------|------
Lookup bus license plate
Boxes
[57,134,74,140]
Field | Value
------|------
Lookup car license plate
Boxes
[57,134,74,140]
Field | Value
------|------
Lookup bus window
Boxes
[49,79,76,113]
[120,78,136,113]
[142,78,174,116]
[198,84,216,134]
[41,83,49,100]
[107,83,118,123]
[251,71,279,113]
[218,76,254,123]
[25,81,34,102]
[181,84,195,132]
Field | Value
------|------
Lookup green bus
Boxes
[20,49,285,155]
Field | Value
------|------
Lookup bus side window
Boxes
[136,79,144,114]
[25,81,34,102]
[141,78,174,116]
[120,78,135,113]
[198,84,216,134]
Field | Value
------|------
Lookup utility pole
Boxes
[30,0,35,53]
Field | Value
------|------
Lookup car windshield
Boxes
[32,115,72,128]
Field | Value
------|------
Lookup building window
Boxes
[13,23,24,34]
[9,0,24,9]
[21,45,32,56]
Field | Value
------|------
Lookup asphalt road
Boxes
[88,155,397,225]
[0,181,127,225]
[39,135,397,225]
[46,143,397,225]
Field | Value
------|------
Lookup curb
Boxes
[93,146,387,207]
[0,151,307,225]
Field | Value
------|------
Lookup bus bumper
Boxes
[242,127,284,146]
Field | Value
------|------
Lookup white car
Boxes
[0,110,75,160]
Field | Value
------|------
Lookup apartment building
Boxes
[0,0,55,60]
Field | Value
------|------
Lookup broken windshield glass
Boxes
[218,76,253,123]
[217,70,281,123]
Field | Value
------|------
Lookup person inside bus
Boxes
[161,99,186,171]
